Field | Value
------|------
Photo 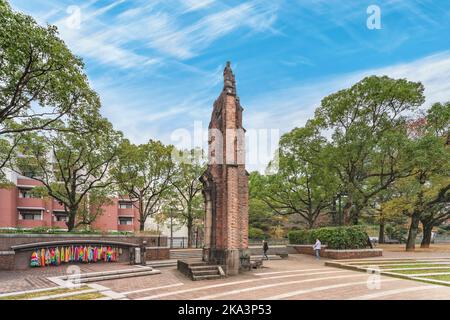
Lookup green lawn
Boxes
[55,292,106,300]
[420,274,450,282]
[0,286,89,300]
[391,268,450,275]
[378,263,450,269]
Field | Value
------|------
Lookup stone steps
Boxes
[193,269,221,276]
[78,270,161,283]
[57,267,161,284]
[170,250,203,260]
[191,265,221,281]
[192,274,222,281]
[177,259,225,281]
[146,259,177,268]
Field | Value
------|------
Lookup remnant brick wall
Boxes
[145,247,170,260]
[204,62,249,253]
[288,245,383,259]
[0,251,15,270]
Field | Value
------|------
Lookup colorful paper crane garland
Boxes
[30,245,120,267]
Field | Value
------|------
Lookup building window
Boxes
[18,210,42,220]
[119,202,133,209]
[18,188,40,199]
[118,217,133,225]
[53,212,68,222]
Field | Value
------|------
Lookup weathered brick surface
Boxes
[288,245,383,259]
[0,252,15,270]
[200,62,249,274]
[145,247,170,260]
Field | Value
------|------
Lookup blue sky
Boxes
[8,0,450,168]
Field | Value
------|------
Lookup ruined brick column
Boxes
[200,62,249,276]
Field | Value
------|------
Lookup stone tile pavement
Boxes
[0,263,135,294]
[3,253,450,299]
[96,254,450,300]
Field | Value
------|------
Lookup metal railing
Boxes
[168,237,203,248]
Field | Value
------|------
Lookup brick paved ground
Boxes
[0,262,135,294]
[3,250,450,299]
[96,253,450,300]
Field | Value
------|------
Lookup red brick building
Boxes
[0,173,140,232]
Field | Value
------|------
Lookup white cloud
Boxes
[145,2,278,59]
[245,51,450,134]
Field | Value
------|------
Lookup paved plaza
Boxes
[3,252,450,300]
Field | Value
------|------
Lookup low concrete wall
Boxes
[288,245,382,259]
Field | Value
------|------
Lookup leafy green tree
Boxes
[170,148,206,247]
[253,125,338,228]
[248,197,273,235]
[314,76,425,224]
[0,0,97,178]
[112,140,175,231]
[14,113,122,231]
[381,121,449,250]
[413,103,450,248]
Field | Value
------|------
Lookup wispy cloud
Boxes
[22,0,279,68]
[145,2,278,59]
[244,51,450,133]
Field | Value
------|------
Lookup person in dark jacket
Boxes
[263,240,269,260]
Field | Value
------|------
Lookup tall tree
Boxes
[112,140,175,231]
[0,0,97,177]
[14,112,122,231]
[314,76,425,224]
[170,148,206,247]
[253,125,338,229]
[414,103,450,248]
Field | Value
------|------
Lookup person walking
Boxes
[263,240,269,260]
[313,238,321,260]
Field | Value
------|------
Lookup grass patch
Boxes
[0,286,89,300]
[392,268,450,275]
[377,263,450,269]
[349,260,415,265]
[55,292,106,300]
[419,274,450,282]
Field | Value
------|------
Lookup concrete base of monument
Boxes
[177,259,225,281]
[178,248,256,280]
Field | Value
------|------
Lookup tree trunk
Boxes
[378,221,385,244]
[420,221,433,248]
[406,212,421,251]
[187,217,193,248]
[331,197,337,225]
[66,207,78,231]
[342,200,353,225]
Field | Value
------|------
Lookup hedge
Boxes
[288,226,369,249]
[249,227,266,239]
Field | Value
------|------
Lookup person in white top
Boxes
[313,239,321,260]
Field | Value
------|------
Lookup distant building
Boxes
[144,217,188,239]
[0,169,140,232]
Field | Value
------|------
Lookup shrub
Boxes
[288,229,309,244]
[288,226,370,249]
[249,227,266,239]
